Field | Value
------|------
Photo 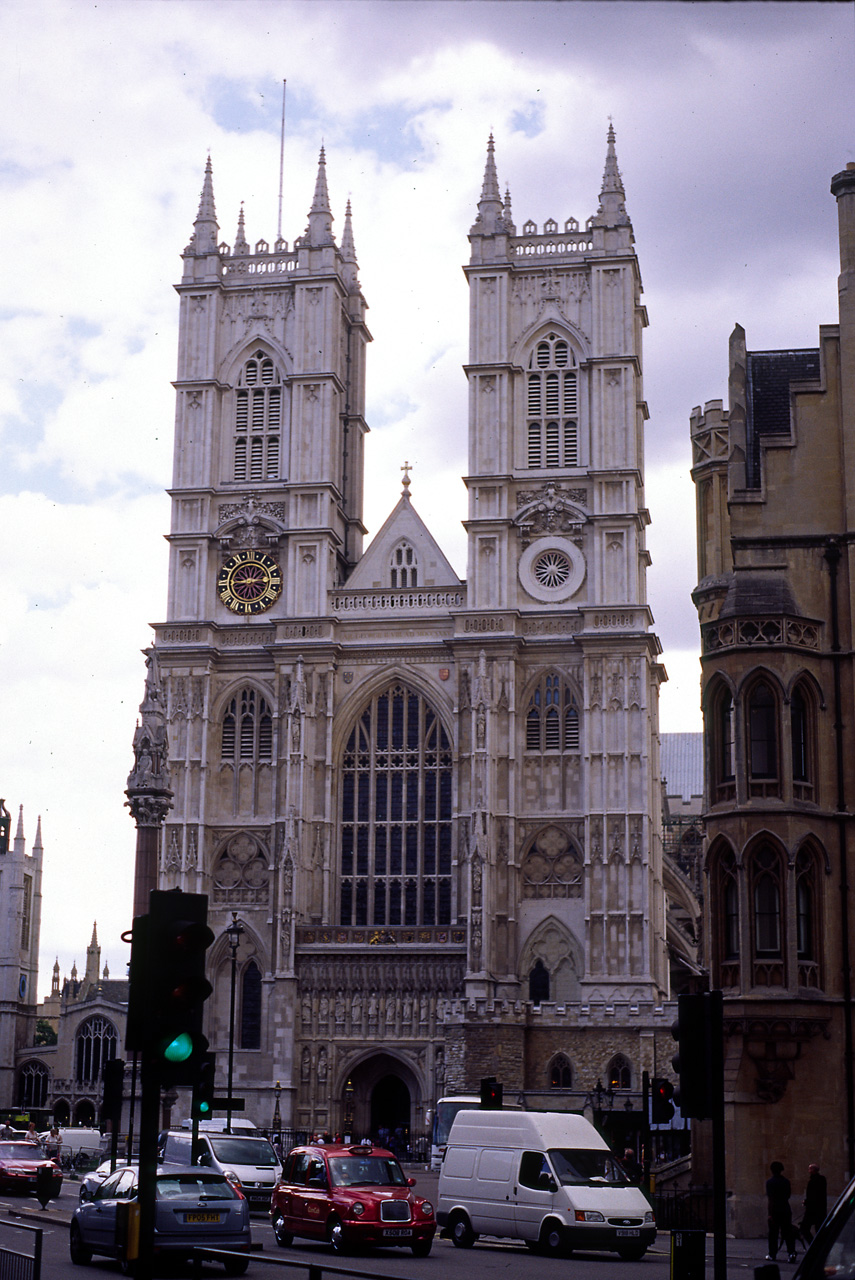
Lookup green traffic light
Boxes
[163,1032,195,1064]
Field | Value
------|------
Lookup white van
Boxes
[159,1129,281,1210]
[437,1110,655,1259]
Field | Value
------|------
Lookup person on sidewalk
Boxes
[800,1163,828,1243]
[766,1160,798,1263]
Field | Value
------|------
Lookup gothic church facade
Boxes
[145,131,675,1139]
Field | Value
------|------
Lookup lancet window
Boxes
[607,1054,632,1090]
[526,334,579,469]
[390,541,418,588]
[549,1054,573,1088]
[240,961,262,1049]
[75,1017,118,1085]
[222,688,273,762]
[19,1061,48,1110]
[233,351,284,482]
[340,684,453,927]
[525,674,580,752]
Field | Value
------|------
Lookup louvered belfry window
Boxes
[222,688,273,762]
[340,684,453,927]
[526,334,578,468]
[234,351,283,482]
[525,674,580,753]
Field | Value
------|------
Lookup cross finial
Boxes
[401,461,412,496]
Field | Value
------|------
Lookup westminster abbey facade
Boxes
[140,130,685,1141]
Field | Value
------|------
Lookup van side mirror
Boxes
[538,1171,557,1192]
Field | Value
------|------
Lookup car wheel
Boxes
[271,1211,293,1248]
[328,1216,348,1254]
[539,1220,568,1257]
[223,1258,249,1277]
[411,1238,433,1257]
[617,1244,647,1261]
[69,1222,93,1266]
[449,1211,476,1248]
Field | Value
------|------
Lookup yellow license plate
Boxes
[184,1211,222,1224]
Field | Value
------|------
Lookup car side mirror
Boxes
[407,1177,416,1187]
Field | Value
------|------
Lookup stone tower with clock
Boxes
[144,131,673,1141]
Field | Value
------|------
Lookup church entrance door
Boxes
[370,1074,410,1152]
[341,1053,416,1153]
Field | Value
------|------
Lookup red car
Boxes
[0,1141,62,1198]
[270,1143,435,1256]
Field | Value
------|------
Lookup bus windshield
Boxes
[433,1100,479,1148]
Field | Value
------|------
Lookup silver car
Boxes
[70,1164,251,1274]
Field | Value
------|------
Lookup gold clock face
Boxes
[217,550,283,615]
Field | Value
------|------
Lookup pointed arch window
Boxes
[607,1054,632,1090]
[790,682,815,800]
[529,958,550,1005]
[525,674,580,753]
[526,334,578,468]
[748,680,779,797]
[390,541,418,588]
[751,845,783,990]
[549,1053,573,1089]
[707,682,735,802]
[18,1061,49,1111]
[711,843,741,989]
[234,350,285,482]
[240,961,262,1049]
[222,688,273,762]
[340,684,452,927]
[75,1017,118,1085]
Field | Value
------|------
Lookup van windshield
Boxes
[207,1137,278,1167]
[548,1149,629,1186]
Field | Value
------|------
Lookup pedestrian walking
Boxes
[766,1160,797,1263]
[800,1163,828,1243]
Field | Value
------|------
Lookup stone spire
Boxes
[341,198,357,264]
[471,134,505,235]
[126,647,174,916]
[592,122,631,229]
[84,921,100,988]
[307,146,334,246]
[190,155,220,254]
[234,202,249,255]
[503,185,516,235]
[14,805,24,855]
[51,959,60,996]
[33,815,42,855]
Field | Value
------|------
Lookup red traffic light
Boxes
[650,1076,675,1124]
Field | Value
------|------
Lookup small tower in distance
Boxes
[0,802,43,1110]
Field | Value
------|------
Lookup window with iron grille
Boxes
[222,688,273,762]
[526,334,578,468]
[234,350,284,482]
[340,684,452,927]
[525,674,580,753]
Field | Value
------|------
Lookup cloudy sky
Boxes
[1,0,853,997]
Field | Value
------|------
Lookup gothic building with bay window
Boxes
[690,162,855,1233]
[134,129,685,1144]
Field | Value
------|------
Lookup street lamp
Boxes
[225,914,245,1135]
[272,1080,281,1136]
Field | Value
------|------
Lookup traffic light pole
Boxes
[136,1054,161,1277]
[710,992,727,1280]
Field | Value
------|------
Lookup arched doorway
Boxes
[54,1100,70,1126]
[371,1074,411,1149]
[340,1053,419,1151]
[75,1099,96,1126]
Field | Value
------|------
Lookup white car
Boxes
[78,1159,134,1202]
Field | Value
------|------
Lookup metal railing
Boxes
[653,1187,715,1232]
[0,1217,42,1280]
[194,1248,415,1279]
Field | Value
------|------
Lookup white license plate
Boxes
[383,1228,412,1237]
[616,1228,639,1237]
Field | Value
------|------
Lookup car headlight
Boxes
[574,1209,604,1222]
[350,1202,365,1217]
[420,1201,434,1217]
[644,1211,655,1224]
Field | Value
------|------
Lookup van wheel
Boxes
[539,1220,568,1257]
[618,1244,647,1261]
[449,1211,476,1248]
[271,1211,293,1247]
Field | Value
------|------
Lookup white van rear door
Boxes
[513,1151,558,1241]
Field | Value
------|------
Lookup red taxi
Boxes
[270,1143,435,1256]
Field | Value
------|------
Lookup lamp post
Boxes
[272,1080,281,1137]
[225,914,244,1136]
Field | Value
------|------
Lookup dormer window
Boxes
[390,541,418,588]
[526,334,578,468]
[234,351,284,482]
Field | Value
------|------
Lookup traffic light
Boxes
[650,1076,675,1125]
[102,1058,125,1129]
[480,1077,503,1109]
[192,1053,216,1122]
[140,890,214,1082]
[671,990,723,1120]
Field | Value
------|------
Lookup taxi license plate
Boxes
[616,1228,639,1237]
[383,1228,412,1238]
[184,1211,222,1224]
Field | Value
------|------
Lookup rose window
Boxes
[534,549,572,589]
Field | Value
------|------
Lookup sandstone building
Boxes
[131,130,686,1142]
[690,162,855,1232]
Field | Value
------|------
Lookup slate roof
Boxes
[746,348,820,487]
[661,732,703,800]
